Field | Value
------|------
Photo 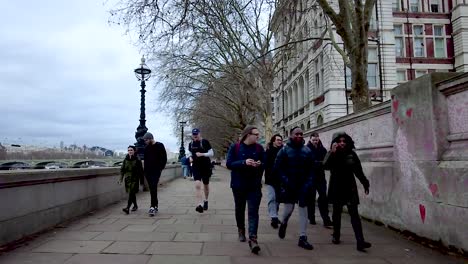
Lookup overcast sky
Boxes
[0,0,179,153]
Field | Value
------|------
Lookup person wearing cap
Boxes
[274,126,314,250]
[226,125,265,254]
[142,132,167,216]
[323,132,371,252]
[188,128,214,213]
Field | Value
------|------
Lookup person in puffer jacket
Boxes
[274,127,315,250]
[323,131,372,252]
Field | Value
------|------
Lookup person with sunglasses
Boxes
[323,132,371,252]
[226,125,265,254]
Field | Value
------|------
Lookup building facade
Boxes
[271,0,468,137]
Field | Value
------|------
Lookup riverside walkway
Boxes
[0,167,464,264]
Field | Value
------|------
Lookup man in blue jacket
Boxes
[226,125,265,254]
[274,127,315,250]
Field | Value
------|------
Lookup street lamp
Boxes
[178,121,187,161]
[134,56,152,160]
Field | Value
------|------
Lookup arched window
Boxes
[305,69,310,102]
[307,120,311,129]
[298,76,305,108]
[301,124,305,131]
[293,83,298,113]
[284,91,289,116]
[317,115,324,126]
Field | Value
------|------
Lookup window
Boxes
[430,0,440,13]
[413,25,425,57]
[394,25,405,57]
[369,9,377,30]
[393,0,401,11]
[316,115,324,126]
[314,55,323,96]
[368,48,379,88]
[410,0,420,12]
[434,25,446,58]
[397,70,407,83]
[416,70,427,78]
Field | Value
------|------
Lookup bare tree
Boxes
[316,0,376,112]
[110,0,276,139]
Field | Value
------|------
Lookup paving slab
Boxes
[0,252,73,264]
[145,241,202,255]
[32,240,112,254]
[63,253,150,264]
[101,241,151,254]
[92,231,175,241]
[148,255,231,264]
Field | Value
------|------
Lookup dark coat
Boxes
[323,132,369,205]
[264,144,282,188]
[226,142,265,190]
[144,142,167,176]
[306,141,327,184]
[274,140,315,206]
[120,155,143,194]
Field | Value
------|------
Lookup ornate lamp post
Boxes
[178,121,187,161]
[134,56,152,160]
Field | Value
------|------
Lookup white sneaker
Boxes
[148,207,155,217]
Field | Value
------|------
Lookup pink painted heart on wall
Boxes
[419,204,426,223]
[429,183,438,197]
[406,108,413,118]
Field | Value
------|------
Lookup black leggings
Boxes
[127,192,137,208]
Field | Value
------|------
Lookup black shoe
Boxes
[309,219,316,225]
[271,217,279,229]
[122,208,129,215]
[131,206,138,211]
[203,200,208,210]
[196,205,204,213]
[238,229,246,242]
[323,219,333,228]
[278,223,287,239]
[298,236,314,250]
[332,236,341,244]
[357,241,372,252]
[249,237,261,254]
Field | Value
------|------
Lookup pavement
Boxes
[0,166,465,264]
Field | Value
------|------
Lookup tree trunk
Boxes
[350,40,371,112]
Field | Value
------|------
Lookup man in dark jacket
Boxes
[143,132,167,217]
[323,132,371,252]
[226,125,265,254]
[306,132,333,227]
[264,134,283,228]
[274,127,314,250]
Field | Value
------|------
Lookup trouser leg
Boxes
[298,206,308,237]
[127,193,133,209]
[307,187,317,221]
[332,203,343,238]
[347,204,365,243]
[282,203,295,224]
[232,189,247,230]
[317,182,330,222]
[265,185,278,218]
[247,189,262,238]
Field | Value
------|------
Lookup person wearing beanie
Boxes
[323,131,371,252]
[226,125,265,254]
[142,132,167,216]
[274,126,315,250]
[188,128,214,213]
[118,145,144,214]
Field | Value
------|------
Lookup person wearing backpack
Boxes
[188,128,214,213]
[226,125,265,254]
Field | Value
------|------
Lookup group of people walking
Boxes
[118,125,372,255]
[227,126,372,254]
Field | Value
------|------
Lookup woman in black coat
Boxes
[119,145,144,214]
[323,132,371,252]
[264,134,283,228]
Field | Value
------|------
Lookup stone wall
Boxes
[0,165,182,246]
[310,73,468,251]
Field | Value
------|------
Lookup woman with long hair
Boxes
[119,145,144,214]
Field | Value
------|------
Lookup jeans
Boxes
[182,165,189,177]
[265,184,278,218]
[308,180,331,222]
[145,171,161,208]
[282,204,308,237]
[332,203,365,243]
[232,188,262,238]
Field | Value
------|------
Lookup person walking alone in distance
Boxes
[142,132,167,217]
[188,128,214,213]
